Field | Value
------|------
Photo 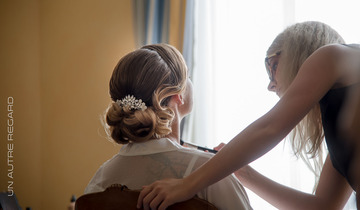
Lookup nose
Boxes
[267,80,276,92]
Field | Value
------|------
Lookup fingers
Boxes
[149,193,168,210]
[214,142,226,151]
[158,198,175,210]
[144,189,162,210]
[137,183,171,210]
[137,185,151,209]
[137,179,184,210]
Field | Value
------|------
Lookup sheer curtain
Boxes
[181,0,217,146]
[185,0,360,209]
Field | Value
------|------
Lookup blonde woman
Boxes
[138,21,360,210]
[84,44,252,210]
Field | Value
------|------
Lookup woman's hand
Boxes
[137,178,196,210]
[136,143,226,210]
[214,142,226,151]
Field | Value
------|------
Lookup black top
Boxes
[319,43,360,190]
[320,85,356,190]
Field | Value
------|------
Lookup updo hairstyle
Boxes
[105,44,188,144]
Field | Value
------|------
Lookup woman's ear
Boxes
[170,94,184,106]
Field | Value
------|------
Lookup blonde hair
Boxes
[105,44,188,144]
[267,21,345,181]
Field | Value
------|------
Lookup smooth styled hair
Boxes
[105,44,188,144]
[267,21,345,180]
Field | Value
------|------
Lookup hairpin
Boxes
[116,95,147,111]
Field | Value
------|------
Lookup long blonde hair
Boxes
[267,21,345,182]
[105,44,188,144]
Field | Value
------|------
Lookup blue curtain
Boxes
[132,0,170,48]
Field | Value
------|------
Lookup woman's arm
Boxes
[137,45,344,210]
[236,155,352,210]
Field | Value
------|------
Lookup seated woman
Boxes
[84,44,252,210]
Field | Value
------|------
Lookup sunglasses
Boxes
[265,51,281,81]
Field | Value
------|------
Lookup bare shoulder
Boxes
[296,44,341,85]
[312,44,347,59]
[315,43,360,60]
[307,44,360,87]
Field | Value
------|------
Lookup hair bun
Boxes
[105,102,173,144]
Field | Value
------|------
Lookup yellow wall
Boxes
[39,0,134,209]
[0,0,43,209]
[0,0,185,209]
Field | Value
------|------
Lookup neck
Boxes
[166,111,182,144]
